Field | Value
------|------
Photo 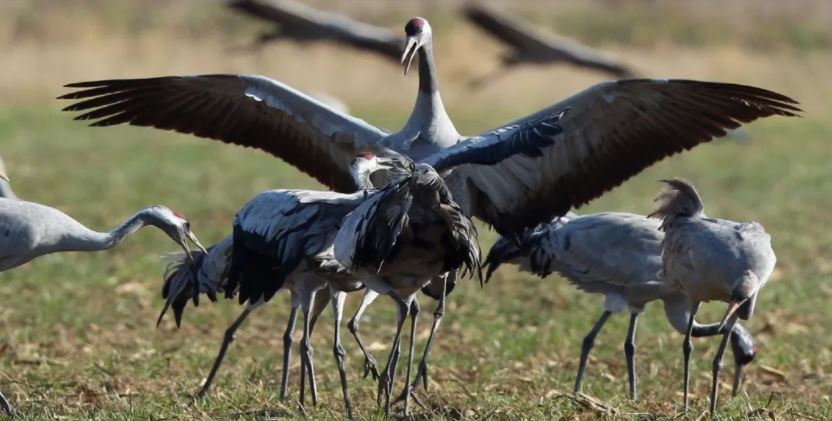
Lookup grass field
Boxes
[1,1,832,419]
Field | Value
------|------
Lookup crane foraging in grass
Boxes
[332,155,480,416]
[160,152,478,418]
[484,211,758,401]
[0,198,205,417]
[61,16,800,239]
[650,178,775,414]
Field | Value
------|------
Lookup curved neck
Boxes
[0,180,17,200]
[662,293,727,337]
[394,41,460,150]
[63,210,151,252]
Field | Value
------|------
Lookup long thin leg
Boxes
[624,312,639,401]
[348,289,380,379]
[574,310,612,394]
[330,289,354,419]
[402,297,421,415]
[280,305,299,400]
[710,315,738,414]
[308,287,331,336]
[394,277,448,405]
[378,294,411,417]
[683,302,700,414]
[0,389,18,417]
[299,290,319,407]
[199,307,253,397]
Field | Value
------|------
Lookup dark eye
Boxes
[184,222,191,230]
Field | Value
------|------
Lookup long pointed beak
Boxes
[401,36,419,75]
[732,363,745,397]
[187,231,208,254]
[718,299,747,331]
[0,171,8,182]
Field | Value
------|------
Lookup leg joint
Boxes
[582,335,595,350]
[682,339,693,354]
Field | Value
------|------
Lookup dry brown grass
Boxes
[1,1,831,419]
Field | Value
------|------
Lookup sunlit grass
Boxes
[0,0,831,418]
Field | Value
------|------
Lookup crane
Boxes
[484,212,757,401]
[0,199,205,417]
[158,152,477,418]
[158,235,363,418]
[463,3,635,87]
[60,17,800,239]
[0,154,17,200]
[332,155,480,416]
[650,178,776,414]
[229,0,403,60]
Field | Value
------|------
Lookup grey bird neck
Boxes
[0,181,16,200]
[663,293,736,337]
[418,43,439,94]
[389,41,460,157]
[64,209,154,252]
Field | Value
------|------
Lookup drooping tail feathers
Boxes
[158,236,233,328]
[648,178,704,229]
[484,236,525,283]
[484,213,577,282]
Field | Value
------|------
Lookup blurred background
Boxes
[0,0,830,418]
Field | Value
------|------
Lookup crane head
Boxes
[402,17,432,75]
[146,206,208,264]
[719,270,761,330]
[729,322,756,396]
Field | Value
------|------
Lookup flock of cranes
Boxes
[0,1,802,418]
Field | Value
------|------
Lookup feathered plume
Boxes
[158,236,232,327]
[648,178,705,230]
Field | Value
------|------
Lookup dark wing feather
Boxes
[417,168,482,283]
[226,190,363,304]
[60,75,387,192]
[435,79,800,236]
[334,179,414,271]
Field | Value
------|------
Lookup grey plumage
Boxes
[171,153,478,418]
[652,178,775,414]
[0,200,204,271]
[0,199,204,418]
[485,211,757,400]
[61,19,800,238]
[334,159,480,416]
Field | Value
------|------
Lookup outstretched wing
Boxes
[60,75,388,192]
[428,79,800,235]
